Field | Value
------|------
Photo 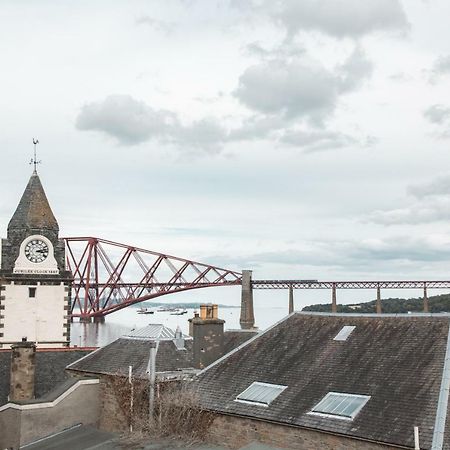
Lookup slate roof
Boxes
[223,330,258,355]
[67,325,195,378]
[8,171,59,233]
[196,312,450,449]
[0,349,92,405]
[124,323,189,341]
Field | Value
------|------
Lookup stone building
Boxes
[0,343,95,449]
[67,311,256,433]
[0,169,71,348]
[196,312,450,449]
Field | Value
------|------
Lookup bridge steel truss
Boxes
[64,237,242,319]
[252,280,450,313]
[64,237,450,319]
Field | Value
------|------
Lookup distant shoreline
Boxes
[131,301,239,309]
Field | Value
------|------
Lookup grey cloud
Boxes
[234,59,338,121]
[408,175,450,198]
[207,235,450,270]
[280,130,357,152]
[424,104,450,124]
[76,95,228,153]
[168,118,227,154]
[271,0,409,39]
[432,55,450,77]
[228,115,285,141]
[234,48,372,122]
[338,47,373,92]
[76,95,176,145]
[244,41,305,60]
[366,197,450,225]
[135,15,175,34]
[389,72,413,82]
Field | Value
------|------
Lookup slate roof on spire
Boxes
[8,171,59,232]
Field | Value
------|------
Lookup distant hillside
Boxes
[302,293,450,313]
[131,301,238,309]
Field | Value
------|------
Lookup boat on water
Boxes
[137,307,154,314]
[157,306,179,312]
[170,309,188,315]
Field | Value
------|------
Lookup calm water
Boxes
[70,305,288,347]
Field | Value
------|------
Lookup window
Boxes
[310,392,370,420]
[28,287,36,298]
[235,381,287,407]
[333,325,356,341]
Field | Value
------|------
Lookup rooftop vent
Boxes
[235,381,287,407]
[310,392,370,420]
[333,325,356,341]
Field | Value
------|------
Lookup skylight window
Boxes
[310,392,370,420]
[235,382,287,407]
[333,325,356,341]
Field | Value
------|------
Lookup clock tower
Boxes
[0,169,71,348]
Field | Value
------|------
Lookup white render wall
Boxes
[0,282,67,348]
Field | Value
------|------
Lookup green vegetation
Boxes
[302,293,450,313]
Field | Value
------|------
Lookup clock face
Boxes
[24,239,49,263]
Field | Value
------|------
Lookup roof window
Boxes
[310,392,370,420]
[333,325,356,341]
[235,381,287,407]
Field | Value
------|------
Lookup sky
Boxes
[1,0,450,309]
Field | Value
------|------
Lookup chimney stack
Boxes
[9,340,36,402]
[189,304,224,369]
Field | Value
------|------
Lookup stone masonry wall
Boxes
[208,414,402,450]
[98,375,130,433]
[0,381,99,449]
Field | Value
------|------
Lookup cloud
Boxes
[76,95,228,153]
[408,174,450,198]
[366,197,450,225]
[234,48,372,122]
[271,0,409,39]
[76,90,374,156]
[424,104,450,125]
[135,15,175,34]
[280,130,356,152]
[76,95,176,145]
[207,235,450,270]
[430,54,450,81]
[338,47,373,92]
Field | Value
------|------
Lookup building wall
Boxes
[208,414,402,450]
[0,380,99,449]
[0,408,21,449]
[0,281,70,348]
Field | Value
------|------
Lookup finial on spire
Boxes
[30,138,41,173]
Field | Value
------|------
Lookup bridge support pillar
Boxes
[94,316,105,324]
[376,286,382,314]
[423,285,429,313]
[331,283,337,313]
[79,317,92,323]
[240,270,255,329]
[288,285,294,314]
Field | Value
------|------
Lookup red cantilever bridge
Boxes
[65,237,450,320]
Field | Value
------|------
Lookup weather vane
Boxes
[30,138,41,172]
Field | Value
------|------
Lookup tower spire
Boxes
[30,138,41,173]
